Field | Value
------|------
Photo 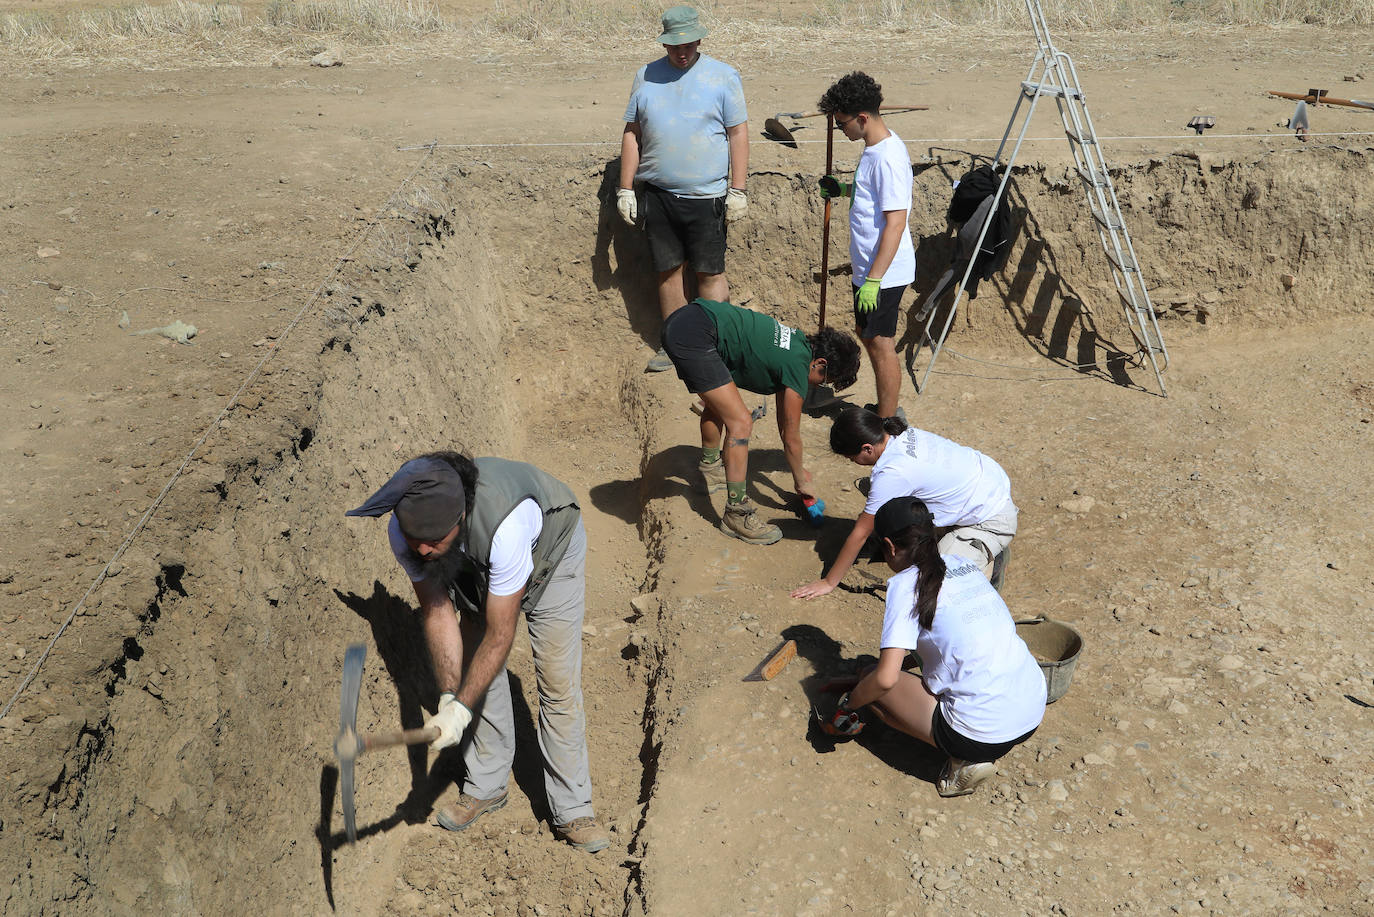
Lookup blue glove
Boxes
[857,277,882,313]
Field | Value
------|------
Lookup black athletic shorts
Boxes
[931,701,1037,764]
[660,302,733,394]
[853,282,910,340]
[643,185,727,275]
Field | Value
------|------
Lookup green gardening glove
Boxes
[857,276,882,313]
[818,175,852,200]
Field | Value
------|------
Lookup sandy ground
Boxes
[2,12,1373,916]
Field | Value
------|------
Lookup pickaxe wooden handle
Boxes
[776,104,930,120]
[1269,90,1374,111]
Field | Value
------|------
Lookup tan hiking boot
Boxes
[719,499,782,545]
[554,816,610,853]
[698,457,725,494]
[435,792,508,832]
[936,758,997,798]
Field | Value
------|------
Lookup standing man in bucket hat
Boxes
[345,452,609,853]
[617,5,749,373]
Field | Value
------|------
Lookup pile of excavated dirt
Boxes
[6,145,1372,914]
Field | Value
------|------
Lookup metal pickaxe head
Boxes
[335,643,367,844]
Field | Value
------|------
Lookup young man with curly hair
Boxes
[817,72,917,422]
[660,297,861,544]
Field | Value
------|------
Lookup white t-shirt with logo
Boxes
[388,498,542,597]
[864,426,1012,527]
[849,132,916,289]
[881,556,1046,743]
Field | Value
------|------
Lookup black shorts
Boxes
[931,702,1037,764]
[853,282,909,340]
[660,302,734,394]
[643,185,727,275]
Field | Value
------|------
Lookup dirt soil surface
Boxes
[2,13,1373,917]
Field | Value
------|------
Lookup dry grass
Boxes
[0,0,1368,69]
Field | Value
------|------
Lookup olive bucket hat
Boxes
[657,5,707,44]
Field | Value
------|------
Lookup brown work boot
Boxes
[698,457,725,494]
[554,816,610,853]
[435,792,508,832]
[719,499,782,545]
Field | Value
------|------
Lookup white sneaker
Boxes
[936,758,996,797]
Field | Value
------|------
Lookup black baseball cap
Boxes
[345,456,465,541]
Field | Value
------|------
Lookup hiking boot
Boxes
[554,816,610,853]
[645,347,674,373]
[435,792,508,832]
[936,758,997,798]
[698,457,725,494]
[719,499,782,545]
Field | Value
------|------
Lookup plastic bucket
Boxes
[1015,616,1083,704]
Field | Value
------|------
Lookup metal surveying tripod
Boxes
[911,0,1170,396]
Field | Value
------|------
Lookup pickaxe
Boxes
[764,105,930,143]
[334,643,438,844]
[1269,89,1374,111]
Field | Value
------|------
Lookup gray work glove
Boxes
[616,188,637,226]
[725,187,748,223]
[425,692,473,750]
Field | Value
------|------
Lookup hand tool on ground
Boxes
[746,639,797,682]
[1185,116,1216,135]
[1269,89,1374,111]
[334,643,439,844]
[764,105,931,143]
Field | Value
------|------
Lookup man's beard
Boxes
[420,542,469,587]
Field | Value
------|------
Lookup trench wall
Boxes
[8,144,1374,915]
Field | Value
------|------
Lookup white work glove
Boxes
[725,187,748,223]
[425,692,473,751]
[616,188,637,226]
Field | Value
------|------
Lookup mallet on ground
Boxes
[334,643,439,844]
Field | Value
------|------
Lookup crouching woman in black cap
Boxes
[824,496,1045,797]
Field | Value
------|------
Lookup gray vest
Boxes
[447,457,580,615]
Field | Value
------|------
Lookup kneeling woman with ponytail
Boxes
[827,496,1045,797]
[791,406,1016,600]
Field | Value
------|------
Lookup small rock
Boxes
[630,593,660,617]
[1059,495,1095,514]
[1047,780,1068,801]
[1200,291,1221,304]
[1280,273,1296,289]
[1167,699,1188,715]
[37,246,60,258]
[1218,654,1243,671]
[311,49,344,67]
[118,311,130,329]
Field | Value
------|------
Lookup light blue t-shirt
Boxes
[623,53,747,198]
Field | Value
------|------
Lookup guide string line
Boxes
[0,145,442,723]
[397,130,1374,151]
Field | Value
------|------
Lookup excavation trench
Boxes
[7,145,1374,915]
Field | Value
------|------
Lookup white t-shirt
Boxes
[388,498,543,597]
[864,426,1012,527]
[849,133,916,289]
[881,556,1046,743]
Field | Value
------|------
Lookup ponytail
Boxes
[882,499,945,630]
[830,405,908,456]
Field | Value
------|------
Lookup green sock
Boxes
[701,447,721,465]
[726,481,747,504]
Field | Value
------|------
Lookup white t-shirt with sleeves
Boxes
[849,133,916,289]
[388,498,543,597]
[863,426,1012,527]
[880,556,1046,743]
